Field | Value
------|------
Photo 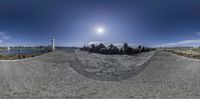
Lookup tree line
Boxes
[80,43,155,55]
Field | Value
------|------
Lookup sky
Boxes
[0,0,200,47]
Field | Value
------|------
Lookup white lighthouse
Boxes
[7,46,10,50]
[51,37,55,50]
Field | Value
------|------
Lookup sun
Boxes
[96,27,105,35]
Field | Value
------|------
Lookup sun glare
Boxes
[96,27,105,35]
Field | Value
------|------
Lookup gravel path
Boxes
[0,49,200,98]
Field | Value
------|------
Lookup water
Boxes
[0,49,45,55]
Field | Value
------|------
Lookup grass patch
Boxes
[164,49,200,59]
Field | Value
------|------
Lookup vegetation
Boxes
[80,43,155,55]
[164,48,200,59]
[0,46,52,60]
[191,47,200,52]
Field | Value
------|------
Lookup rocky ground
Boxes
[0,49,200,98]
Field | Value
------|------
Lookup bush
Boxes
[80,43,155,55]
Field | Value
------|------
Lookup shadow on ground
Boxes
[68,50,155,81]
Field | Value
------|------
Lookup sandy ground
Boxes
[0,49,200,98]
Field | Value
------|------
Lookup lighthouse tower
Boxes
[51,37,55,50]
[7,46,10,50]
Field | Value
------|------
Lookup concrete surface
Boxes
[74,50,155,81]
[0,49,200,98]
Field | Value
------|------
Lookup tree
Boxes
[123,43,133,54]
[89,44,96,52]
[120,48,123,54]
[108,44,114,49]
[81,43,155,55]
[123,43,128,49]
[98,43,106,49]
[113,46,120,54]
[107,44,114,54]
[138,45,142,51]
[96,43,106,53]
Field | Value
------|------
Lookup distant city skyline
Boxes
[0,0,200,47]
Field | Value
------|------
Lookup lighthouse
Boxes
[51,37,55,50]
[7,46,10,50]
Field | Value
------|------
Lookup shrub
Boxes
[80,43,155,55]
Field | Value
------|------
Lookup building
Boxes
[51,37,55,50]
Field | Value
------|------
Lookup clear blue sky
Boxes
[0,0,200,47]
